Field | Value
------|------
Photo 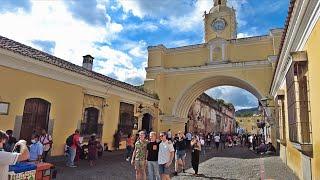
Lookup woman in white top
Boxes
[0,130,29,180]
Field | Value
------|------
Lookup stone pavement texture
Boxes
[52,146,298,180]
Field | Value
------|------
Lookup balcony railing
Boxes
[80,122,103,137]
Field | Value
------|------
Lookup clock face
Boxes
[212,19,226,32]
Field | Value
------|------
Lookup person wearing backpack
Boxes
[40,129,53,162]
[66,129,80,167]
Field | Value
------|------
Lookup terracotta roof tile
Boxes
[0,35,158,100]
[270,0,296,92]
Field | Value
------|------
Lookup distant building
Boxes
[187,93,235,134]
[236,115,263,134]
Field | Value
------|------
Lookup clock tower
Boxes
[204,0,237,42]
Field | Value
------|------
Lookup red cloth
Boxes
[71,134,80,149]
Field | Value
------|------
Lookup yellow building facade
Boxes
[270,0,320,179]
[236,115,263,134]
[144,0,282,135]
[0,37,159,156]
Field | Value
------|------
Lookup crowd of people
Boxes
[125,130,230,180]
[0,127,277,180]
[124,129,277,180]
[64,130,104,168]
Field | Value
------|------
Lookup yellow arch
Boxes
[172,76,263,118]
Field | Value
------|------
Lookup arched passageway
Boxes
[173,76,263,119]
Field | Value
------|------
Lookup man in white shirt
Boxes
[248,135,253,148]
[0,130,28,180]
[158,132,174,180]
[214,134,220,151]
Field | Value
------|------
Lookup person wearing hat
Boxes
[88,133,98,166]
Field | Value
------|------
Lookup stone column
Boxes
[209,44,213,63]
[222,42,225,61]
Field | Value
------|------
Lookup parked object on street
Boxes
[35,162,54,180]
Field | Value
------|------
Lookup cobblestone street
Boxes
[53,146,298,180]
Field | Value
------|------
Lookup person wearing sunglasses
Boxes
[158,132,174,180]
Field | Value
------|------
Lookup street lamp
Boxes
[259,96,276,142]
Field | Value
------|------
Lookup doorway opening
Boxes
[142,113,153,133]
[20,98,51,143]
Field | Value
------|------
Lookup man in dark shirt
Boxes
[147,132,160,180]
[174,131,187,175]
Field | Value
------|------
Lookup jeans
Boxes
[126,146,133,159]
[147,161,160,180]
[67,147,76,166]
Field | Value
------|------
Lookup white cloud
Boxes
[228,0,248,27]
[117,0,212,33]
[0,1,123,65]
[0,1,147,85]
[128,40,147,58]
[117,0,250,34]
[125,22,158,32]
[237,33,251,38]
[205,86,258,111]
[95,46,146,85]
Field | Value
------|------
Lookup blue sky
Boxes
[0,0,289,110]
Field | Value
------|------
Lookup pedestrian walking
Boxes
[206,133,211,148]
[88,134,98,166]
[214,133,220,151]
[146,132,160,180]
[185,131,192,149]
[174,131,187,176]
[158,132,175,180]
[191,136,201,176]
[65,129,80,167]
[167,129,172,141]
[113,130,121,150]
[199,136,205,155]
[248,134,253,149]
[39,129,53,162]
[227,134,233,148]
[131,131,148,180]
[96,140,103,158]
[220,133,226,150]
[126,134,134,161]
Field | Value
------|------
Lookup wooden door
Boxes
[20,98,50,143]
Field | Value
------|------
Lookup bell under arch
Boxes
[172,76,263,119]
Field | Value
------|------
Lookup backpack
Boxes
[66,134,74,146]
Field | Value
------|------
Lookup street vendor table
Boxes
[8,162,37,180]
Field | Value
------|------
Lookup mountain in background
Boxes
[235,107,259,117]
